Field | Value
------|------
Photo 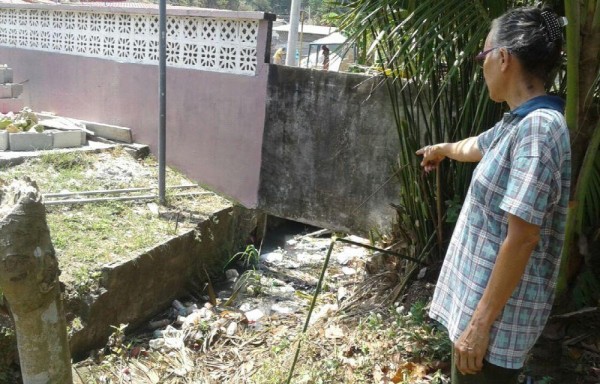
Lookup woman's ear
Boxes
[499,48,510,71]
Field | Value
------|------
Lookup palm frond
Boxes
[341,0,527,263]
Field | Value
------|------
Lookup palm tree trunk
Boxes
[0,177,72,384]
[557,0,600,303]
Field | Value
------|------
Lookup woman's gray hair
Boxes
[490,6,563,83]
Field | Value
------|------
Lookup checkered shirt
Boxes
[429,108,571,369]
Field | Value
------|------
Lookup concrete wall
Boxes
[0,5,404,235]
[258,66,401,235]
[0,8,272,208]
[68,205,261,359]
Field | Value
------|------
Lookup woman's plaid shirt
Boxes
[429,98,571,369]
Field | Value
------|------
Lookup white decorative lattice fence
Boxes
[0,7,260,75]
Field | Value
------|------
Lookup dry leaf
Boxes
[325,324,345,339]
[392,362,427,383]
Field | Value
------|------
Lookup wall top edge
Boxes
[0,3,276,20]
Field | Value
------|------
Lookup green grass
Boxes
[1,147,230,289]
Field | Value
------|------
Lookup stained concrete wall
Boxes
[258,66,401,235]
[0,6,404,234]
[0,8,272,208]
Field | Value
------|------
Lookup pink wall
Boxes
[0,19,271,208]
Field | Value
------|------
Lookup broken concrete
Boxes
[36,113,133,144]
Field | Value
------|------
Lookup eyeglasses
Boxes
[474,46,502,63]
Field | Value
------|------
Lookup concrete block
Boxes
[83,121,133,143]
[0,130,8,151]
[39,117,88,145]
[9,132,53,151]
[52,130,82,148]
[0,83,23,99]
[0,98,24,113]
[123,143,150,159]
[0,67,13,84]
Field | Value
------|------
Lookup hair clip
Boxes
[558,16,568,27]
[541,11,563,42]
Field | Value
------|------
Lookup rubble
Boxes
[78,230,374,381]
[0,105,135,151]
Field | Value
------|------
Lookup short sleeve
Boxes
[499,156,554,226]
[498,113,561,226]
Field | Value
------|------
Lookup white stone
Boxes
[271,303,294,314]
[226,322,238,336]
[341,267,356,275]
[147,203,160,216]
[244,308,265,322]
[336,247,366,264]
[181,312,204,330]
[225,269,239,281]
[337,286,348,302]
[149,338,165,350]
[269,285,295,295]
[261,251,284,263]
[309,303,338,325]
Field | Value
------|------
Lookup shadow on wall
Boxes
[258,65,401,236]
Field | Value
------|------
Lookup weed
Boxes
[106,323,128,359]
[409,299,428,323]
[39,151,94,170]
[68,317,85,337]
[272,338,290,354]
[364,311,384,330]
[0,326,17,382]
[391,302,451,363]
[224,244,260,271]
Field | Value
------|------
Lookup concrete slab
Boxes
[83,121,133,143]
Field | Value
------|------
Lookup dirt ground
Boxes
[0,144,598,383]
[71,224,599,384]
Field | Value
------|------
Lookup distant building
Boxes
[271,23,337,63]
[302,32,356,72]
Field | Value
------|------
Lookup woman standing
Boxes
[416,6,569,384]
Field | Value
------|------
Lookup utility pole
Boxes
[158,0,166,204]
[285,0,301,66]
[298,10,305,67]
